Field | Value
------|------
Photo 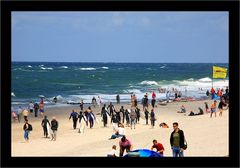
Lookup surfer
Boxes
[41,115,51,138]
[144,108,149,125]
[107,102,115,117]
[80,100,84,111]
[111,112,119,131]
[150,109,156,128]
[53,97,57,103]
[116,94,120,104]
[101,104,109,127]
[97,96,102,108]
[125,109,130,127]
[92,97,97,108]
[119,106,125,124]
[69,109,79,129]
[135,106,140,124]
[34,102,39,117]
[87,107,95,129]
[78,111,87,133]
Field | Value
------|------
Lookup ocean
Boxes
[11,62,228,108]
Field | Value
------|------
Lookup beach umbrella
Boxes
[124,149,163,157]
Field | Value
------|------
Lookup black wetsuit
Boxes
[69,111,79,129]
[151,99,156,108]
[144,110,149,125]
[107,104,115,116]
[135,108,140,123]
[84,111,89,126]
[125,110,130,125]
[41,118,50,138]
[150,111,155,126]
[101,107,109,127]
[120,107,125,123]
[80,102,84,111]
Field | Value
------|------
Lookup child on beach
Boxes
[210,100,217,118]
[107,145,118,157]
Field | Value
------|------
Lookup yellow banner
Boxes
[213,66,227,79]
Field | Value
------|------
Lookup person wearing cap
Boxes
[119,135,133,157]
[210,100,217,118]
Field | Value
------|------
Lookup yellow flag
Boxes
[213,66,227,79]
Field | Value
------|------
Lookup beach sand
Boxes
[11,99,229,157]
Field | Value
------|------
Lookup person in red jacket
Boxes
[151,139,165,156]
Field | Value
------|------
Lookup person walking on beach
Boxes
[111,112,119,131]
[119,135,133,157]
[218,98,227,117]
[87,107,96,129]
[151,139,165,157]
[116,94,120,104]
[69,109,79,129]
[120,106,125,124]
[115,110,121,124]
[50,117,58,141]
[22,109,29,121]
[206,90,210,97]
[78,111,87,133]
[133,94,138,107]
[142,95,148,111]
[33,102,39,117]
[84,110,89,127]
[210,100,217,118]
[39,100,45,118]
[107,102,115,117]
[16,106,23,123]
[135,106,140,124]
[101,104,109,127]
[130,109,137,129]
[170,122,185,157]
[80,100,84,111]
[150,109,156,128]
[41,115,51,138]
[125,109,130,127]
[23,120,32,142]
[151,91,156,108]
[144,108,149,125]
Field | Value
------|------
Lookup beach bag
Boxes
[28,124,33,131]
[183,138,187,150]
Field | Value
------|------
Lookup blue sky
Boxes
[12,12,228,63]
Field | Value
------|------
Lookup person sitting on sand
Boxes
[119,135,133,157]
[204,102,210,113]
[151,139,165,156]
[159,122,169,128]
[177,105,186,113]
[196,107,204,115]
[110,123,125,139]
[107,145,118,157]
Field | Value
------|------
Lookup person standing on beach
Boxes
[50,117,58,141]
[28,101,34,114]
[130,109,137,129]
[41,115,51,138]
[119,135,133,157]
[107,102,115,117]
[101,104,109,127]
[170,122,185,157]
[120,106,125,124]
[84,110,89,127]
[39,99,45,118]
[151,91,156,108]
[150,109,156,128]
[218,98,227,117]
[69,109,79,129]
[166,91,170,103]
[210,100,217,118]
[206,90,210,97]
[80,100,84,111]
[204,102,210,113]
[22,109,29,121]
[116,95,120,104]
[144,108,149,125]
[97,96,102,108]
[23,120,32,142]
[125,109,130,127]
[135,106,140,124]
[133,94,138,107]
[151,139,165,157]
[115,110,121,124]
[33,102,39,117]
[111,112,119,131]
[92,97,97,108]
[142,95,148,111]
[78,111,87,133]
[16,106,23,123]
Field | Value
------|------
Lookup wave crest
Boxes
[139,80,158,85]
[80,67,96,71]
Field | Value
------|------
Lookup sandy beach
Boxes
[11,99,229,157]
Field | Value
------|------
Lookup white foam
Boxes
[139,80,158,85]
[160,66,166,69]
[47,67,53,70]
[198,77,212,82]
[123,89,143,94]
[27,65,32,68]
[40,67,46,70]
[40,67,53,70]
[60,66,68,69]
[11,92,16,97]
[80,67,96,71]
[101,66,109,69]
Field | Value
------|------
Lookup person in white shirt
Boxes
[107,145,118,157]
[109,123,125,139]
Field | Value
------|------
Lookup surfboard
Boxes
[47,123,52,136]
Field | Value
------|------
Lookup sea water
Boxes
[11,62,228,108]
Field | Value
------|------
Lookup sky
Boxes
[12,12,228,63]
